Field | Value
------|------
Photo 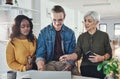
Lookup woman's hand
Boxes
[59,55,69,62]
[26,63,33,70]
[88,53,104,63]
[59,53,78,62]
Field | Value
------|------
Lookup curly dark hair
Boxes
[10,15,35,44]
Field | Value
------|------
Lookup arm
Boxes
[59,53,78,62]
[6,42,26,71]
[89,33,112,63]
[60,34,82,62]
[104,33,112,60]
[65,31,76,66]
[36,31,46,70]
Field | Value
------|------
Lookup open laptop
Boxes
[17,70,71,79]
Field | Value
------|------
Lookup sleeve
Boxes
[36,30,46,63]
[65,31,76,66]
[68,31,76,54]
[75,35,83,60]
[104,33,112,59]
[6,41,26,71]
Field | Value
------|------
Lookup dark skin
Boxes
[26,55,36,70]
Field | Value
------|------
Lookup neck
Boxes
[88,28,97,35]
[18,35,27,39]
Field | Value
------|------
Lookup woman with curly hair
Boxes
[6,15,37,71]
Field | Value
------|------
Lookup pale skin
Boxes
[59,15,110,63]
[37,12,65,71]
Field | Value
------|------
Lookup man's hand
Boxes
[37,60,45,71]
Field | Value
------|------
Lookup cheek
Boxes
[28,27,31,31]
[20,28,23,33]
[89,23,94,27]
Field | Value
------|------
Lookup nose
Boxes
[55,21,60,26]
[85,21,89,26]
[24,26,28,29]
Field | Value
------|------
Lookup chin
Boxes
[86,28,90,31]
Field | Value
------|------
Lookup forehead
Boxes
[51,12,64,19]
[21,19,29,23]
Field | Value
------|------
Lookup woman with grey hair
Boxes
[60,11,112,78]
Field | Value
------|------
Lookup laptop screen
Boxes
[17,70,71,79]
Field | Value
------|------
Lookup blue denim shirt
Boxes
[36,24,76,65]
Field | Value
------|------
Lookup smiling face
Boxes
[84,15,98,32]
[51,12,64,31]
[20,19,30,37]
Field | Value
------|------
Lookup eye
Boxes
[53,19,56,22]
[20,24,25,28]
[58,19,63,21]
[88,20,92,23]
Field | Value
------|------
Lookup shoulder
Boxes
[62,25,74,33]
[79,32,88,37]
[77,32,88,41]
[41,25,52,31]
[97,30,109,37]
[7,38,18,47]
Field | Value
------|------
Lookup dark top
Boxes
[53,31,63,61]
[75,30,112,66]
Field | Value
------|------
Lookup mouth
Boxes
[86,26,89,28]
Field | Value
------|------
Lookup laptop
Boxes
[17,70,71,79]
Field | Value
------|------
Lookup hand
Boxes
[88,53,104,63]
[27,56,33,65]
[59,53,77,62]
[26,63,33,70]
[62,64,72,71]
[37,60,45,71]
[59,55,69,62]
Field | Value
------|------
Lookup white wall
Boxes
[0,41,10,71]
[0,0,34,72]
[34,0,84,39]
[100,18,120,40]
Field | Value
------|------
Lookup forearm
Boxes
[103,53,111,60]
[7,61,26,71]
[98,53,111,62]
[69,53,78,60]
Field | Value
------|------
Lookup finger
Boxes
[59,56,66,61]
[38,68,44,71]
[59,58,66,62]
[88,57,94,61]
[89,55,95,58]
[93,53,97,55]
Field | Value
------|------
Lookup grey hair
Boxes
[84,11,100,21]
